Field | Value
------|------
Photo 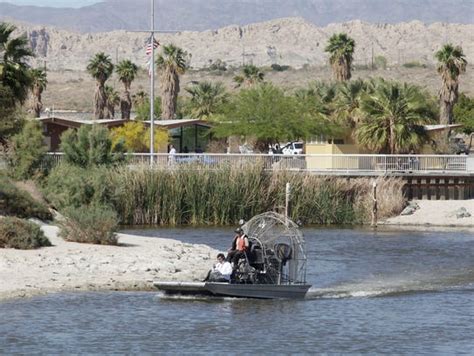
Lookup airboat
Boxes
[154,212,311,299]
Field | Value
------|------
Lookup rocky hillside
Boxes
[14,18,474,71]
[1,0,473,33]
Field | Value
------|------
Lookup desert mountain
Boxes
[0,0,473,33]
[14,18,474,72]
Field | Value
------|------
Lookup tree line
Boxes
[1,22,471,154]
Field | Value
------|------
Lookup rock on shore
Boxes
[0,224,218,301]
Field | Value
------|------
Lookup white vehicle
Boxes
[281,141,304,155]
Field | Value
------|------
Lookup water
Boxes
[1,227,474,354]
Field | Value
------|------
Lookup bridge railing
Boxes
[41,152,470,173]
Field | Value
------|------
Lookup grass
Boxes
[107,164,405,226]
[43,162,406,226]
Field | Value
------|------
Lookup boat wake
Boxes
[305,271,474,300]
[155,291,241,302]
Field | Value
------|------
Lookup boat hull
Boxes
[154,281,311,299]
[205,282,311,299]
[153,281,213,296]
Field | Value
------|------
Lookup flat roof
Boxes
[142,119,212,129]
[36,116,211,129]
[424,124,463,131]
[36,116,128,128]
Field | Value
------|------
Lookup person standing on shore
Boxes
[168,144,176,165]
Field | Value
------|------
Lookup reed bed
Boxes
[108,163,405,226]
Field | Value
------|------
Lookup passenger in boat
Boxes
[226,227,249,267]
[203,253,233,282]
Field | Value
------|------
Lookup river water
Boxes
[1,226,474,354]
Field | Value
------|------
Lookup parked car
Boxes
[281,141,304,155]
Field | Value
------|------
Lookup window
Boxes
[308,135,327,144]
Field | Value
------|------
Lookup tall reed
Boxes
[108,163,405,226]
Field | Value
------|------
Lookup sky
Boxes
[0,0,102,7]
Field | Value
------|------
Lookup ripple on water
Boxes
[1,227,474,354]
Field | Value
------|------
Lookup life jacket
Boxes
[236,235,248,251]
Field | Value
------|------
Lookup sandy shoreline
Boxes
[381,200,474,228]
[1,200,473,302]
[0,223,218,302]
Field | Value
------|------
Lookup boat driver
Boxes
[226,227,249,268]
[204,253,233,282]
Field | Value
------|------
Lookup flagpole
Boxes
[127,0,181,166]
[150,0,155,167]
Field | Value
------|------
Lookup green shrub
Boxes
[60,124,125,168]
[454,93,474,134]
[0,217,51,249]
[43,163,113,210]
[7,120,48,179]
[208,59,227,71]
[58,204,118,245]
[271,64,291,72]
[402,61,427,68]
[0,174,52,220]
[374,55,388,70]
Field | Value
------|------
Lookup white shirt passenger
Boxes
[214,260,233,281]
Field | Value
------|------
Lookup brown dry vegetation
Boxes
[38,65,474,112]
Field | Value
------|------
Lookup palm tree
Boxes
[30,68,47,117]
[0,22,34,105]
[86,52,114,120]
[435,44,467,127]
[233,64,265,88]
[115,59,138,120]
[132,90,148,107]
[185,81,227,119]
[156,44,188,120]
[333,79,367,127]
[325,33,355,82]
[355,80,434,154]
[294,81,337,117]
[105,85,120,119]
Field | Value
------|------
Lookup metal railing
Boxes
[43,152,471,174]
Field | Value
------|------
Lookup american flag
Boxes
[145,37,160,56]
[146,58,153,77]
